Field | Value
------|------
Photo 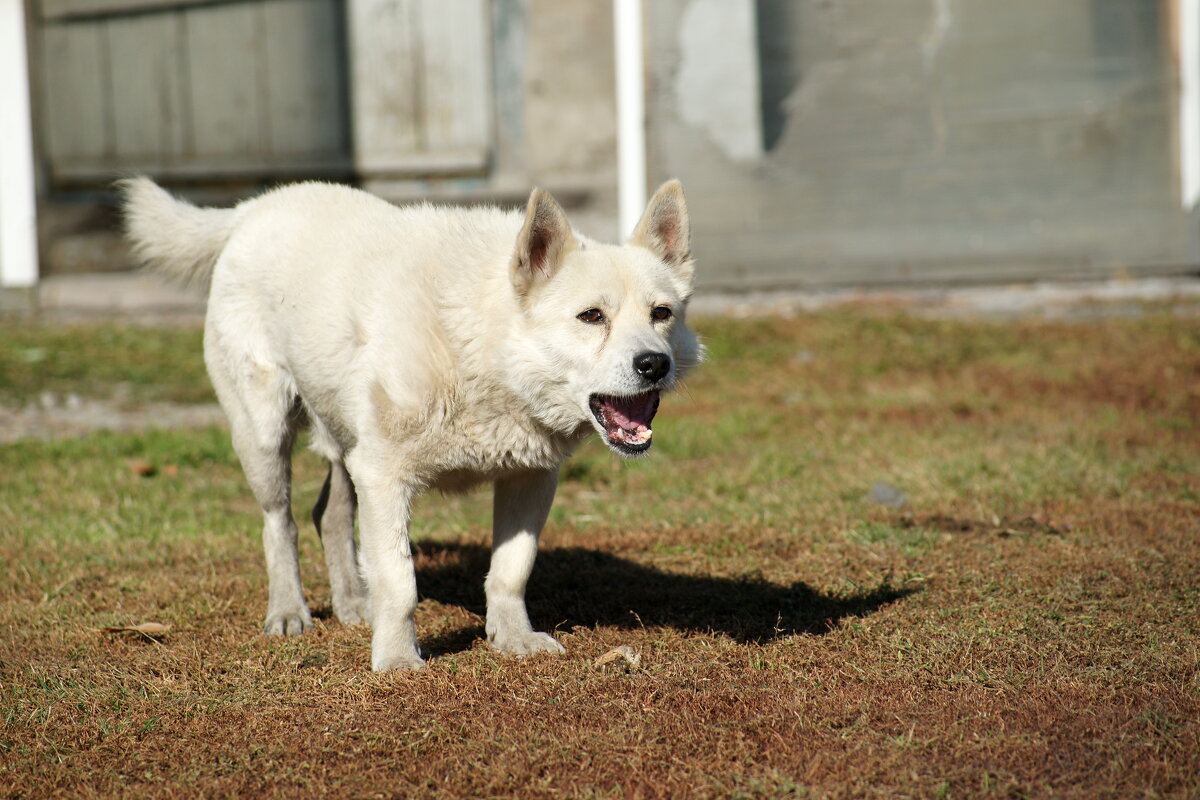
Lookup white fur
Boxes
[121,177,701,670]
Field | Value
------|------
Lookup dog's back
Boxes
[122,177,522,322]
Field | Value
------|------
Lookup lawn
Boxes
[1,307,1197,798]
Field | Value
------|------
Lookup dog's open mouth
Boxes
[589,391,661,455]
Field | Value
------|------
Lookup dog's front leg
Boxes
[348,451,424,671]
[486,468,566,657]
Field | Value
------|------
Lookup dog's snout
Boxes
[633,351,671,383]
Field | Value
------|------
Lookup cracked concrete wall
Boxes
[648,0,1195,289]
[673,0,762,164]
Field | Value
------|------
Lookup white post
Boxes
[1180,0,1200,209]
[0,0,39,288]
[613,0,646,239]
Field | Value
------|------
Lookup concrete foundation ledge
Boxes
[2,272,206,323]
[0,286,36,316]
[5,271,1200,324]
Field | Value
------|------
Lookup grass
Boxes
[0,323,208,406]
[1,308,1198,798]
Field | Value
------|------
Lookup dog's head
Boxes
[510,181,703,457]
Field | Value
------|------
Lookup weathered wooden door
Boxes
[35,0,494,185]
[37,0,351,183]
[348,0,493,178]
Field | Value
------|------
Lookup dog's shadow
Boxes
[411,542,917,655]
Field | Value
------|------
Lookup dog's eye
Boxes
[651,306,673,322]
[577,308,605,324]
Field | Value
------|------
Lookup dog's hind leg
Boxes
[312,461,369,625]
[230,407,311,637]
[207,337,312,637]
[486,468,565,657]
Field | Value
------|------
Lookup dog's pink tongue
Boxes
[604,392,659,444]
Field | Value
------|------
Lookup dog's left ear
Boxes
[630,179,693,288]
[512,187,577,298]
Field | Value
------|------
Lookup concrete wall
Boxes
[649,0,1197,289]
[516,0,619,240]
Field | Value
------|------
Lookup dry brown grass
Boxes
[1,308,1198,798]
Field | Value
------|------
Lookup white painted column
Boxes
[613,0,646,239]
[0,0,39,288]
[1180,0,1200,209]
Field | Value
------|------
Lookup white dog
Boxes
[121,177,701,670]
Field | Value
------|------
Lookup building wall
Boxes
[27,0,1199,287]
[648,0,1198,289]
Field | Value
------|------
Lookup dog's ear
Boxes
[511,187,576,297]
[630,179,693,287]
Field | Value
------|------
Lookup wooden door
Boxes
[35,0,496,186]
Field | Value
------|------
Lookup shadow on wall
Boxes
[409,542,917,655]
[755,0,799,152]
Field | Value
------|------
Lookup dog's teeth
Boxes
[623,428,651,444]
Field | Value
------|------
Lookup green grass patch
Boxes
[0,321,210,405]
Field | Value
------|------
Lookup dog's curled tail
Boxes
[118,176,237,289]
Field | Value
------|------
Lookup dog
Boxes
[121,177,701,670]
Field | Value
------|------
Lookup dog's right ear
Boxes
[511,187,576,297]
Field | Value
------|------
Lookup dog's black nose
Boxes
[633,351,671,383]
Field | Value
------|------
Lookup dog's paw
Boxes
[371,652,426,671]
[332,594,371,626]
[370,622,424,670]
[263,609,313,637]
[489,630,566,657]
